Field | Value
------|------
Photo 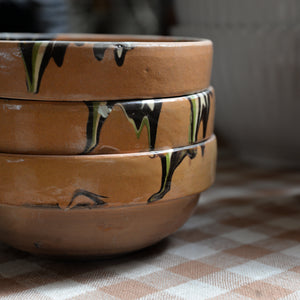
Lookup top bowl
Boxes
[0,33,213,101]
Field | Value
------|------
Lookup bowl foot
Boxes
[0,194,200,257]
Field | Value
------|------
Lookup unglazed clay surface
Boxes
[0,135,216,208]
[0,88,215,155]
[0,194,199,256]
[0,33,213,100]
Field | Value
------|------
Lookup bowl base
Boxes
[0,194,200,257]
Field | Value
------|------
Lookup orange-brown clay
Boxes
[0,135,217,208]
[0,33,216,257]
[0,194,199,257]
[0,88,215,155]
[0,33,213,101]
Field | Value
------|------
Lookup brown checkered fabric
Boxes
[1,150,300,300]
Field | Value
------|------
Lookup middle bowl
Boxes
[0,88,214,155]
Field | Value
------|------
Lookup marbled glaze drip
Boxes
[148,90,212,203]
[148,147,202,203]
[113,44,134,66]
[118,100,162,150]
[83,102,114,154]
[188,90,211,144]
[68,189,107,209]
[81,89,212,204]
[93,43,134,66]
[83,100,162,153]
[92,45,107,61]
[18,40,134,94]
[19,42,67,93]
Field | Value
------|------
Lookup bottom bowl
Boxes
[0,135,216,256]
[0,194,199,257]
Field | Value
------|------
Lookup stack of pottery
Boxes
[0,33,216,257]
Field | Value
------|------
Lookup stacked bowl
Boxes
[0,33,217,257]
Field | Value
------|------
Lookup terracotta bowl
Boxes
[0,88,215,155]
[0,33,213,101]
[0,135,216,256]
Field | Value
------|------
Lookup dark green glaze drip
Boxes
[148,148,198,203]
[19,41,68,93]
[82,101,115,154]
[68,189,108,209]
[188,90,211,144]
[119,101,162,150]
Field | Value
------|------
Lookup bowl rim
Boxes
[0,86,213,103]
[0,135,215,159]
[0,33,212,47]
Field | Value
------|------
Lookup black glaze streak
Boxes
[74,42,84,46]
[188,89,212,141]
[201,145,205,157]
[156,155,168,199]
[82,101,116,154]
[189,94,201,141]
[19,41,68,93]
[51,42,68,67]
[93,44,108,61]
[148,90,212,203]
[23,203,60,209]
[82,99,162,154]
[113,44,134,67]
[121,101,162,150]
[36,43,53,93]
[34,241,41,249]
[93,43,134,66]
[202,91,211,138]
[20,42,33,89]
[148,149,197,203]
[68,189,108,209]
[147,90,214,203]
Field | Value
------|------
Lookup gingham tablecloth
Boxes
[1,151,300,300]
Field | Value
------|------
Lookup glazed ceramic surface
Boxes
[0,135,216,208]
[0,88,215,155]
[0,33,213,101]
